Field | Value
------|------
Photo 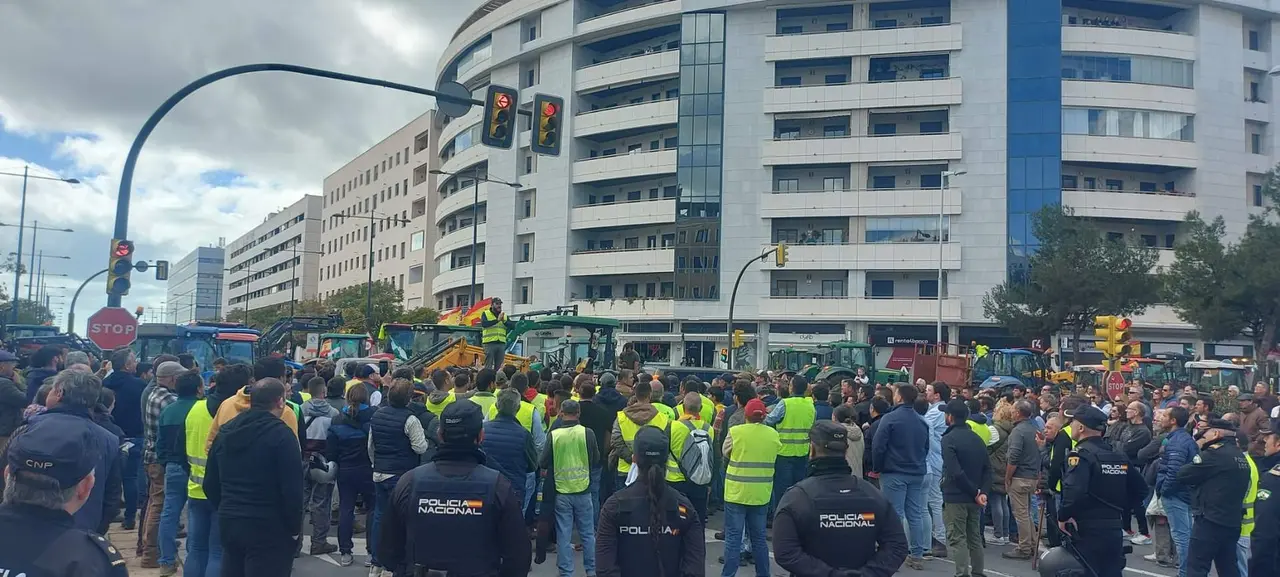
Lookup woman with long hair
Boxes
[325,384,376,567]
[595,426,705,577]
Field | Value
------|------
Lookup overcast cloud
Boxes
[0,0,477,333]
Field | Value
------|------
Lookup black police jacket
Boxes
[377,446,530,577]
[1249,461,1280,576]
[0,503,127,577]
[773,457,908,577]
[1059,437,1147,525]
[596,478,705,577]
[1175,437,1251,527]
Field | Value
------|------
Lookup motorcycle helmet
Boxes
[1037,546,1090,577]
[307,455,338,484]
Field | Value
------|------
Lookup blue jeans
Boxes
[159,463,188,566]
[1164,495,1193,577]
[770,455,807,517]
[924,471,945,546]
[589,467,602,521]
[1236,534,1249,577]
[122,439,143,520]
[185,497,222,577]
[881,472,928,558]
[337,468,375,556]
[722,502,770,577]
[370,475,399,568]
[554,493,596,577]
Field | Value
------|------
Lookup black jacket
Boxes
[577,398,616,460]
[1251,460,1280,576]
[595,478,705,577]
[1175,437,1251,527]
[0,374,26,436]
[325,406,375,471]
[773,457,907,577]
[941,423,992,503]
[0,503,127,577]
[1045,429,1072,492]
[205,408,304,533]
[1118,423,1152,463]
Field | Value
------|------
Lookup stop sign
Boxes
[1106,370,1127,400]
[87,307,139,350]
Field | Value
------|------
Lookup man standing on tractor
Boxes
[480,298,516,371]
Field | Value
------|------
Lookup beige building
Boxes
[318,110,440,311]
[222,195,324,314]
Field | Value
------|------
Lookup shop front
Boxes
[868,324,949,370]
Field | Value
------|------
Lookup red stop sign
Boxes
[87,307,139,350]
[1106,370,1127,400]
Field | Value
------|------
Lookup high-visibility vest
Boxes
[470,392,496,417]
[616,409,670,474]
[486,401,535,433]
[185,400,214,500]
[481,310,507,344]
[967,419,992,446]
[725,423,781,506]
[1243,454,1259,537]
[426,391,456,416]
[699,394,715,424]
[777,397,816,457]
[654,402,677,421]
[1053,426,1079,492]
[533,393,548,417]
[300,392,312,402]
[666,418,712,482]
[551,424,591,494]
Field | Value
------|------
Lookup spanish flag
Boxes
[461,298,495,327]
[437,306,466,326]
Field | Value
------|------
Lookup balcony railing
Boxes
[574,196,676,208]
[769,75,952,90]
[579,146,676,162]
[1062,187,1195,198]
[578,95,678,116]
[573,245,672,255]
[580,0,677,24]
[579,45,679,72]
[769,20,953,37]
[770,130,950,141]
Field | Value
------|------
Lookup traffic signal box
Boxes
[776,243,789,267]
[531,94,564,156]
[481,85,518,149]
[107,239,135,297]
[732,329,745,348]
[1093,315,1133,371]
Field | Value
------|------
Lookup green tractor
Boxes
[809,341,900,386]
[768,347,822,376]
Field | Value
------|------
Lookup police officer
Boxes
[376,400,531,577]
[595,426,705,577]
[1177,417,1251,577]
[772,421,908,577]
[0,418,128,577]
[1056,405,1147,577]
[1249,426,1280,575]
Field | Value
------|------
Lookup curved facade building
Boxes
[434,0,1279,369]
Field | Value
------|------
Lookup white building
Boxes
[165,245,225,324]
[222,195,324,315]
[433,0,1279,369]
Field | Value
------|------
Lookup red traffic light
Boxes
[494,93,512,109]
[114,240,135,258]
[1116,318,1132,330]
[542,101,558,116]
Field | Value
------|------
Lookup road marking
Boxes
[300,535,366,567]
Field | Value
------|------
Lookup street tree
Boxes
[324,283,404,334]
[400,307,440,324]
[0,294,56,325]
[983,205,1160,363]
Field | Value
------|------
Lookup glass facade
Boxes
[866,217,951,243]
[1062,108,1193,141]
[1007,0,1063,282]
[674,12,726,300]
[1061,53,1193,88]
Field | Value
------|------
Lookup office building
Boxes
[434,0,1278,368]
[222,195,324,314]
[165,245,225,324]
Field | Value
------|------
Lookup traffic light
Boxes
[107,239,135,297]
[480,85,518,149]
[776,242,789,267]
[154,260,170,281]
[720,348,729,364]
[531,94,564,156]
[732,329,745,348]
[1092,315,1133,361]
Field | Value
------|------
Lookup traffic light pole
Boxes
[67,268,109,333]
[727,247,779,371]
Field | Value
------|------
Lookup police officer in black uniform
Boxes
[1176,417,1251,577]
[376,400,531,577]
[1249,425,1280,576]
[0,418,128,577]
[773,421,908,577]
[1057,405,1146,577]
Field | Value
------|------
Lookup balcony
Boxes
[439,143,487,176]
[1062,80,1193,114]
[1062,135,1196,169]
[765,23,962,61]
[438,107,481,150]
[762,132,961,165]
[434,223,486,259]
[1154,248,1176,270]
[765,77,961,114]
[1061,25,1194,62]
[569,247,675,276]
[436,185,489,226]
[571,198,676,230]
[571,298,675,319]
[576,49,680,94]
[572,149,677,184]
[759,296,961,321]
[575,99,678,138]
[1062,188,1196,222]
[433,264,484,294]
[757,242,961,271]
[761,187,961,219]
[577,0,681,37]
[1245,99,1269,123]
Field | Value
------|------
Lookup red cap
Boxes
[744,398,768,421]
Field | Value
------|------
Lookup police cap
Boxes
[633,425,668,467]
[439,400,484,444]
[809,421,848,452]
[1070,405,1108,432]
[7,418,98,490]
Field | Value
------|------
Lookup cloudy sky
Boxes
[0,0,477,333]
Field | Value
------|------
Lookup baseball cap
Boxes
[156,361,186,378]
[7,418,98,489]
[744,398,768,421]
[0,350,18,363]
[809,421,848,452]
[1071,406,1108,431]
[599,372,617,388]
[1238,392,1255,402]
[439,400,484,444]
[357,364,378,379]
[632,426,668,467]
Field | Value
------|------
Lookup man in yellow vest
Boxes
[479,298,515,371]
[185,394,224,577]
[538,400,599,576]
[1235,449,1258,577]
[668,392,714,522]
[425,369,457,416]
[469,368,498,418]
[764,377,816,518]
[721,398,781,576]
[610,379,669,488]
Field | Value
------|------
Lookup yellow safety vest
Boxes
[486,401,536,433]
[967,419,992,446]
[470,392,497,417]
[426,391,456,416]
[551,424,591,494]
[777,397,816,457]
[533,393,548,416]
[616,409,670,474]
[725,423,782,506]
[699,394,715,424]
[300,392,312,402]
[1054,425,1079,492]
[185,400,214,500]
[1243,454,1259,537]
[666,418,712,482]
[481,310,507,344]
[654,402,677,421]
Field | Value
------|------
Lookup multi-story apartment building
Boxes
[319,111,440,311]
[222,195,324,315]
[166,245,225,324]
[434,0,1278,369]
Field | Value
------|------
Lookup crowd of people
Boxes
[1,338,1279,577]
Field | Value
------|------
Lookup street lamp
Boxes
[332,211,412,335]
[938,170,965,348]
[430,169,520,308]
[0,158,76,321]
[8,250,72,302]
[260,242,324,321]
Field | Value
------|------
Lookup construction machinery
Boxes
[1186,359,1251,393]
[806,340,901,386]
[258,312,344,357]
[317,333,372,361]
[133,321,259,369]
[379,323,483,362]
[1126,352,1193,388]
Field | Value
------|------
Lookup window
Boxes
[872,175,896,189]
[822,177,845,191]
[1062,175,1078,189]
[873,19,897,28]
[1060,53,1193,88]
[408,265,423,284]
[598,285,613,299]
[1107,232,1124,242]
[919,121,944,134]
[646,283,657,297]
[624,237,640,249]
[919,173,942,188]
[1106,179,1123,191]
[624,284,639,298]
[1139,182,1157,192]
[410,231,425,251]
[776,178,800,192]
[779,76,802,87]
[523,198,533,218]
[825,22,849,31]
[873,123,896,135]
[1254,184,1265,207]
[869,280,894,298]
[1250,30,1261,51]
[866,216,949,242]
[520,284,531,304]
[779,25,803,34]
[1140,234,1157,247]
[820,280,845,297]
[824,74,847,85]
[1252,133,1263,154]
[823,125,847,138]
[918,279,939,298]
[521,242,531,262]
[1062,107,1193,141]
[664,136,678,148]
[773,280,798,296]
